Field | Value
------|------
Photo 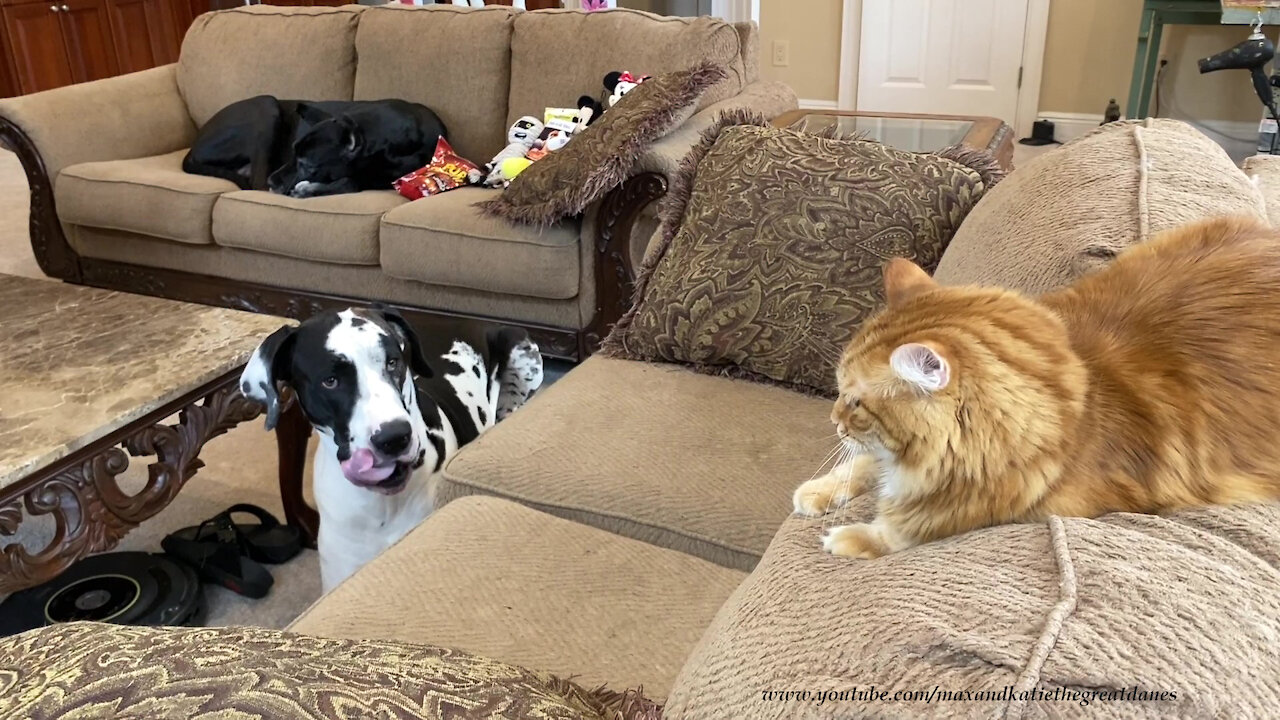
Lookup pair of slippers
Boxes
[161,504,302,599]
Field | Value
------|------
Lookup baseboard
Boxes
[1038,112,1263,145]
[798,98,839,110]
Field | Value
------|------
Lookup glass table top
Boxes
[787,114,975,152]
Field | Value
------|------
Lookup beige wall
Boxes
[1039,0,1262,123]
[737,0,1260,122]
[758,0,843,102]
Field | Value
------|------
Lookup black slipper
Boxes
[166,504,302,565]
[162,514,274,599]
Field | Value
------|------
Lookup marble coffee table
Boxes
[0,276,312,594]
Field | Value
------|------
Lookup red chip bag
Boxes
[393,136,480,200]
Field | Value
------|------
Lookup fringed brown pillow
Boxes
[477,60,727,227]
[601,112,1004,397]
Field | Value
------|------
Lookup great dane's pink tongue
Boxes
[341,448,395,484]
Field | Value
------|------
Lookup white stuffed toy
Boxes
[473,116,544,187]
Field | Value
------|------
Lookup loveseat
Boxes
[0,4,796,360]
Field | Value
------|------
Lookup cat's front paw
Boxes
[792,477,846,517]
[823,523,888,559]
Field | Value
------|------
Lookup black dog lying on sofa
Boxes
[182,95,447,198]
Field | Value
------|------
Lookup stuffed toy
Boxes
[526,129,572,162]
[603,71,650,108]
[493,128,574,186]
[475,115,544,187]
[495,156,533,185]
[574,95,604,133]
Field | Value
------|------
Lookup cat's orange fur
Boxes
[794,216,1280,559]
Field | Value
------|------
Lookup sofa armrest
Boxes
[0,65,195,281]
[583,172,667,355]
[635,80,799,181]
[0,65,195,180]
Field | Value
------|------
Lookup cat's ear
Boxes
[890,343,950,392]
[883,258,937,307]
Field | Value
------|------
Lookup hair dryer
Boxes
[1199,30,1277,119]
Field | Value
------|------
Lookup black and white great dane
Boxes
[240,307,542,591]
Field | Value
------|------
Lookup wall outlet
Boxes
[772,40,790,67]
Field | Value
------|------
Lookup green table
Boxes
[1127,1,1280,119]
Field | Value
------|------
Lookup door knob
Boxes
[50,4,59,10]
[61,4,69,9]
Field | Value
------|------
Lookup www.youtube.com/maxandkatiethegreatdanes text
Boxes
[761,686,1178,708]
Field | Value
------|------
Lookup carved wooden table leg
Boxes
[0,372,262,595]
[276,395,318,548]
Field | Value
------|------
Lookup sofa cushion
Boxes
[506,8,749,128]
[56,150,237,245]
[0,622,661,720]
[934,118,1268,293]
[440,356,834,570]
[603,117,998,398]
[213,190,406,265]
[290,496,745,699]
[178,5,364,127]
[353,5,516,163]
[665,497,1280,719]
[479,61,726,227]
[380,187,579,299]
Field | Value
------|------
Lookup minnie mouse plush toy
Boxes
[602,71,650,108]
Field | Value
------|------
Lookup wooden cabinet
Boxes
[3,2,76,94]
[0,0,199,97]
[61,0,119,83]
[108,0,180,74]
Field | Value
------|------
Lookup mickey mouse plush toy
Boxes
[574,95,604,133]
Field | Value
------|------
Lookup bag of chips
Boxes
[393,137,480,200]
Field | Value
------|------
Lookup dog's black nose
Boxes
[371,420,412,457]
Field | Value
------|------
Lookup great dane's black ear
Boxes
[372,305,432,379]
[295,102,333,126]
[338,115,364,157]
[240,324,298,431]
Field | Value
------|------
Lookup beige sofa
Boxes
[282,120,1280,717]
[0,4,796,360]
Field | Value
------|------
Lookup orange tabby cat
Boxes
[793,216,1280,559]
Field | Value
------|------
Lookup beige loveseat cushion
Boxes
[665,497,1280,719]
[56,150,237,245]
[353,4,516,163]
[505,9,750,127]
[290,496,745,699]
[213,190,406,265]
[178,5,364,127]
[379,187,579,300]
[934,118,1268,294]
[440,356,834,570]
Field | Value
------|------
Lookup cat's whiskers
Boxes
[822,443,860,531]
[804,442,845,486]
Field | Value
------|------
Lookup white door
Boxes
[858,0,1029,123]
